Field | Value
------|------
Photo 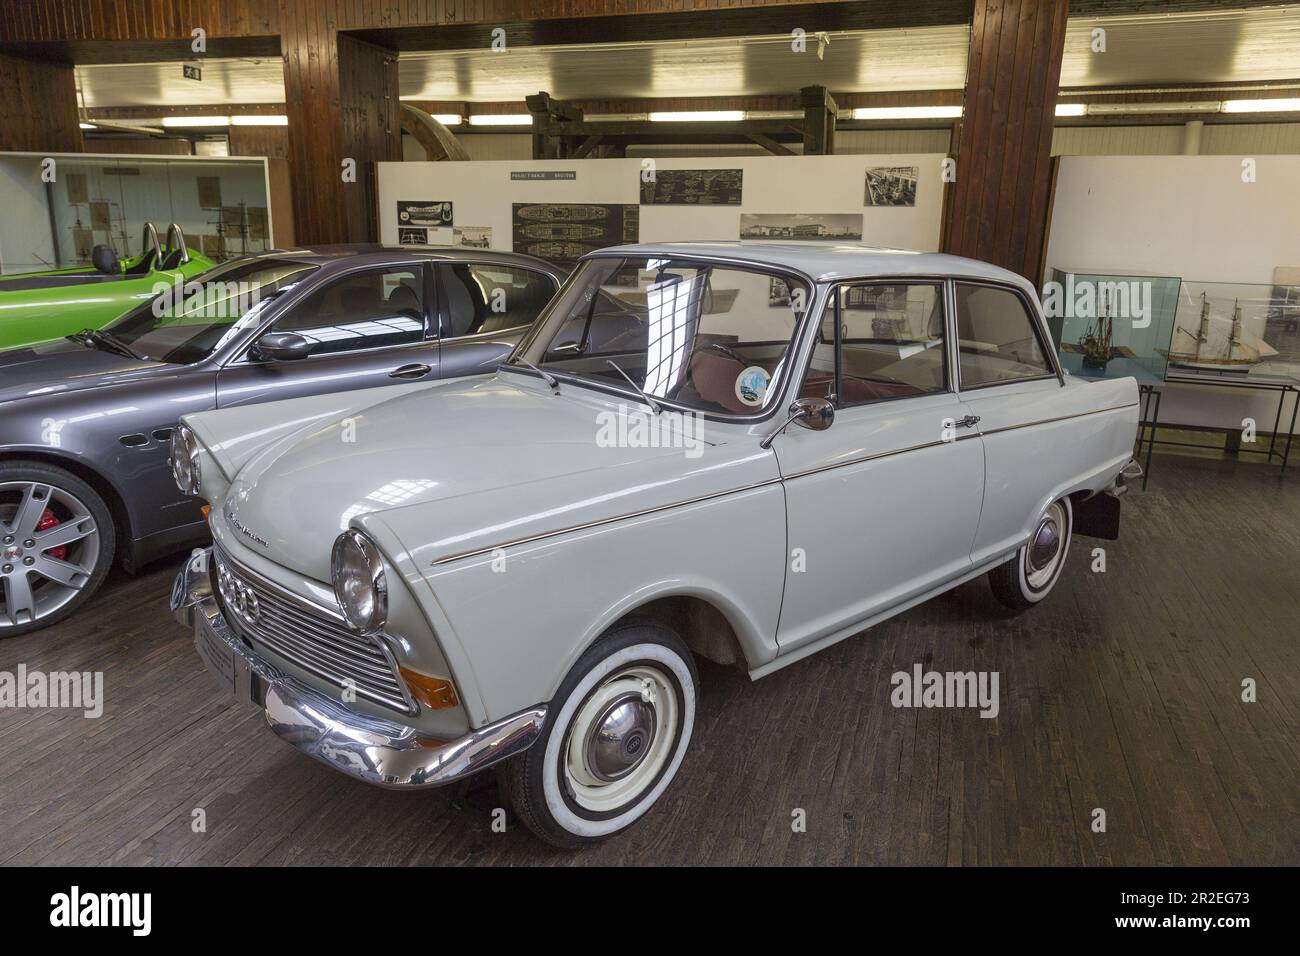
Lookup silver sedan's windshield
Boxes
[518,256,811,416]
[103,257,318,364]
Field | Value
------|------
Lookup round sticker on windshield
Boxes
[735,366,770,407]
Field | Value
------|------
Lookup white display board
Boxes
[376,154,946,257]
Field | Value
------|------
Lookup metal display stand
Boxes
[1161,369,1299,472]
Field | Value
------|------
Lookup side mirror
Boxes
[252,331,312,362]
[791,396,835,432]
[760,397,834,449]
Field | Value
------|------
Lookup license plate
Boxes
[195,617,237,698]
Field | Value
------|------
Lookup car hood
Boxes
[0,339,172,404]
[218,374,732,581]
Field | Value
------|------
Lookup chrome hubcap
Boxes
[585,692,657,782]
[564,664,680,813]
[1028,517,1060,572]
[0,481,99,628]
[1024,501,1067,590]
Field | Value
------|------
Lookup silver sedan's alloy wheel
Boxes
[0,481,100,629]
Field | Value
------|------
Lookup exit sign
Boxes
[183,64,202,81]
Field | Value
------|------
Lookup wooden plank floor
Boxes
[1,452,1297,866]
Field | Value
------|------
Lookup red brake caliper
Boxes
[35,509,67,561]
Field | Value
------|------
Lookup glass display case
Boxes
[0,153,274,274]
[1165,278,1300,385]
[1044,268,1181,383]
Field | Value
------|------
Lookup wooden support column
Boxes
[943,0,1068,283]
[0,55,83,152]
[801,85,837,155]
[281,24,400,244]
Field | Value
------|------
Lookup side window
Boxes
[954,283,1051,387]
[272,266,426,357]
[805,281,947,407]
[441,263,557,338]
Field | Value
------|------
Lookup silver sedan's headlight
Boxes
[170,423,201,496]
[331,529,388,635]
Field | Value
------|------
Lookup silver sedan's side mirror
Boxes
[760,397,834,448]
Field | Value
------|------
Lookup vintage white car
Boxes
[170,242,1139,846]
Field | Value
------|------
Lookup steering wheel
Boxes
[696,342,750,366]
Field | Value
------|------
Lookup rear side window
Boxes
[440,264,557,338]
[954,283,1051,387]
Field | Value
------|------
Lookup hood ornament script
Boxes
[226,498,269,548]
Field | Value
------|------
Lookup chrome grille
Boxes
[212,545,413,714]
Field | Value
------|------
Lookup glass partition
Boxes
[0,153,273,274]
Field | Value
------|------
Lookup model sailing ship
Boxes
[1168,293,1278,372]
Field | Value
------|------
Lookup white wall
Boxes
[377,153,946,254]
[1046,154,1300,435]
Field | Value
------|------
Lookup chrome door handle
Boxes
[389,363,432,379]
[955,415,981,428]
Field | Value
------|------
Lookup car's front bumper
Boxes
[170,548,545,789]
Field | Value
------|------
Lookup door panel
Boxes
[774,395,984,652]
[215,263,440,407]
[216,340,440,407]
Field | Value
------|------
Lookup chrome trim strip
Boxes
[978,402,1139,437]
[780,433,981,482]
[431,476,785,566]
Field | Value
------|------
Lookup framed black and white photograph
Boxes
[864,166,919,206]
[740,212,862,241]
[398,226,429,245]
[640,168,743,205]
[397,200,453,228]
[453,226,492,248]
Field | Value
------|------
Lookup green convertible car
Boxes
[0,222,215,350]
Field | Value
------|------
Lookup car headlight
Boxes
[331,529,388,635]
[170,423,201,496]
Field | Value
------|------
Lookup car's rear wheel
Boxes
[988,496,1072,611]
[0,462,115,637]
[502,620,698,847]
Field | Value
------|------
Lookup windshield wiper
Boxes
[66,328,142,360]
[510,357,560,394]
[605,359,661,415]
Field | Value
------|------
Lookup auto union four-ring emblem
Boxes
[216,558,261,626]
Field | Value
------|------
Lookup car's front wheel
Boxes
[502,620,698,847]
[988,495,1073,611]
[0,461,115,637]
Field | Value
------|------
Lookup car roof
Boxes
[244,244,566,273]
[589,241,1035,292]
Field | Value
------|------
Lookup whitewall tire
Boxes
[503,621,698,847]
[988,496,1073,611]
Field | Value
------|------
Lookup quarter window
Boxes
[273,266,426,356]
[954,283,1051,387]
[805,281,947,407]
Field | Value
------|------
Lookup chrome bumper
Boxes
[170,548,545,789]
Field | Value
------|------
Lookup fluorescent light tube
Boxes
[648,110,745,122]
[852,106,962,120]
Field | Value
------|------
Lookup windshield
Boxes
[519,256,812,416]
[103,257,319,364]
